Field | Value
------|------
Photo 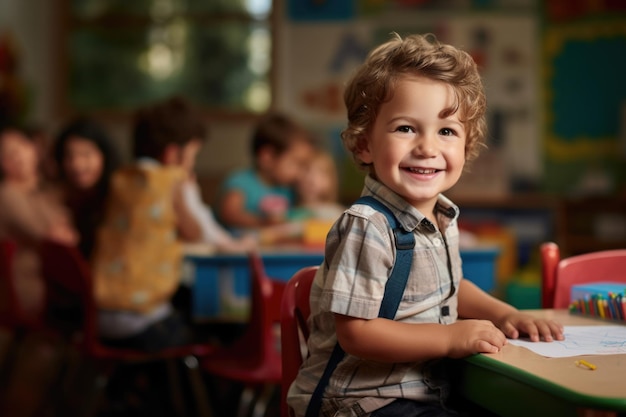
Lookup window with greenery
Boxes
[68,0,273,113]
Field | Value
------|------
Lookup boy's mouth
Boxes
[405,167,440,174]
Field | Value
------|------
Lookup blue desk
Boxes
[185,249,324,321]
[186,247,499,322]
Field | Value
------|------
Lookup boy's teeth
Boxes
[409,168,436,174]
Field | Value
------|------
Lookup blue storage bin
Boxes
[460,248,500,294]
[187,248,499,322]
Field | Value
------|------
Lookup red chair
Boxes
[280,266,318,417]
[0,239,23,331]
[0,239,43,400]
[201,251,285,417]
[540,242,626,308]
[0,239,47,331]
[38,239,217,417]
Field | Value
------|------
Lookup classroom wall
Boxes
[0,0,255,183]
[1,0,625,199]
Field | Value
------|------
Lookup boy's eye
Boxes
[396,125,414,133]
[439,128,456,136]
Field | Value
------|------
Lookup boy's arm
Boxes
[173,180,202,242]
[335,312,506,363]
[219,190,266,228]
[457,279,564,342]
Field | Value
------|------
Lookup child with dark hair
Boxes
[217,113,315,232]
[53,117,121,258]
[91,96,205,351]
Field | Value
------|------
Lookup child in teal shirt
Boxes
[217,113,314,231]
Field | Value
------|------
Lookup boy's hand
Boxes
[447,319,507,357]
[495,313,564,342]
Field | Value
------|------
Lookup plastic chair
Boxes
[201,251,285,417]
[0,239,24,331]
[280,266,318,417]
[38,239,217,417]
[540,242,626,308]
[0,239,43,399]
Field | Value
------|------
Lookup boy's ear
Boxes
[162,143,180,165]
[356,136,373,164]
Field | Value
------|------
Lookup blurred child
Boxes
[53,117,121,259]
[295,149,345,222]
[288,34,564,417]
[216,113,315,232]
[91,97,204,351]
[0,124,77,318]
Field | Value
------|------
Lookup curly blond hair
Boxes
[341,33,487,168]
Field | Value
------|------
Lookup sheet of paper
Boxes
[508,325,626,358]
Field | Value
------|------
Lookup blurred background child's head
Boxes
[54,117,120,192]
[0,124,39,184]
[251,112,314,187]
[297,149,339,206]
[132,96,207,173]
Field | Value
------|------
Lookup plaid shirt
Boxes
[288,175,463,417]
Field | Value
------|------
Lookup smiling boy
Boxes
[287,33,564,417]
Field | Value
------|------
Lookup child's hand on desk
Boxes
[448,320,508,357]
[495,312,565,342]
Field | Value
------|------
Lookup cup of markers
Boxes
[569,292,626,322]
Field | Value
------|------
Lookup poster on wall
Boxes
[278,1,539,199]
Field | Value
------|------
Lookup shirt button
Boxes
[433,238,442,247]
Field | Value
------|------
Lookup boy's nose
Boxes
[414,134,438,158]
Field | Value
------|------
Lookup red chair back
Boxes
[541,242,626,308]
[0,239,20,328]
[280,266,317,417]
[39,239,98,348]
[0,239,44,330]
[242,251,286,368]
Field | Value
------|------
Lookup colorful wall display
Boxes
[278,1,539,199]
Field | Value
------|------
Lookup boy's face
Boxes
[266,138,314,186]
[359,75,466,216]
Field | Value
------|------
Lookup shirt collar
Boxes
[361,175,459,234]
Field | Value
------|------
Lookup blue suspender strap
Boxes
[305,196,415,417]
[357,196,416,319]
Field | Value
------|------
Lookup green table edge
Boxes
[457,353,626,415]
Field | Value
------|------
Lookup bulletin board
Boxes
[277,0,540,200]
[542,17,626,194]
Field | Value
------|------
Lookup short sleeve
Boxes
[319,209,395,320]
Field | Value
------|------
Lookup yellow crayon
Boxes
[575,359,597,370]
